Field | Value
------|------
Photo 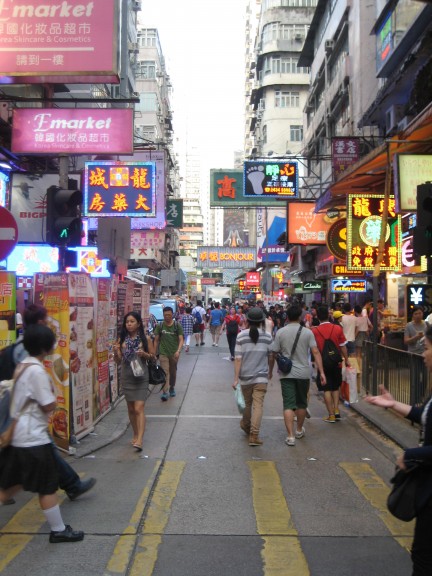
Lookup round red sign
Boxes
[0,206,18,261]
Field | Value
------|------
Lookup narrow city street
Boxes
[0,333,413,576]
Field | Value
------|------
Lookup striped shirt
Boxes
[235,328,273,385]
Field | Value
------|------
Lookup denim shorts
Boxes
[280,378,310,410]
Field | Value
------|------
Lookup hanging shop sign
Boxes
[347,194,402,272]
[166,199,183,227]
[406,285,432,322]
[84,161,156,218]
[12,108,133,155]
[238,279,246,290]
[332,264,364,276]
[332,137,360,179]
[331,279,367,293]
[394,154,432,212]
[303,281,323,291]
[197,246,257,269]
[0,0,119,84]
[244,161,298,199]
[210,169,282,207]
[246,272,260,286]
[66,247,110,278]
[287,202,330,245]
[326,218,347,260]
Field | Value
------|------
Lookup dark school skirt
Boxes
[0,443,58,495]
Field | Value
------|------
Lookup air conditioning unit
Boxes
[385,105,404,134]
[325,39,334,53]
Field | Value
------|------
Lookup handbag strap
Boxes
[290,326,303,359]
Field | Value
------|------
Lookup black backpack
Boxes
[0,342,18,382]
[226,319,239,335]
[318,326,342,370]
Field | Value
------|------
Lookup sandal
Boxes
[133,443,143,452]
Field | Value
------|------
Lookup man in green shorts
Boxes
[153,307,184,401]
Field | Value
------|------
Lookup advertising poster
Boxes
[94,279,111,421]
[109,276,119,403]
[256,208,290,263]
[0,271,16,349]
[141,285,151,329]
[132,284,143,315]
[39,273,71,450]
[68,273,95,438]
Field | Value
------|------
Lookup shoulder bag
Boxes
[276,326,303,374]
[147,360,167,389]
[387,465,419,522]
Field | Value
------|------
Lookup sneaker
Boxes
[295,427,305,439]
[323,415,336,423]
[334,411,341,420]
[161,392,169,401]
[306,408,311,419]
[200,342,205,346]
[169,389,176,397]
[196,343,199,347]
[285,437,296,447]
[49,525,84,543]
[212,343,216,346]
[66,477,97,501]
[215,343,218,347]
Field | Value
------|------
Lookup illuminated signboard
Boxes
[377,13,392,68]
[244,161,298,199]
[197,246,257,269]
[394,154,432,212]
[238,279,246,290]
[1,244,59,276]
[332,264,364,276]
[331,279,367,293]
[246,272,260,286]
[406,285,432,322]
[347,194,401,272]
[287,202,329,245]
[67,248,110,278]
[326,218,347,260]
[84,161,156,217]
[0,172,8,206]
[210,169,282,207]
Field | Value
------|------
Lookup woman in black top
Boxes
[366,325,432,575]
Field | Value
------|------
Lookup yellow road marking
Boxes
[340,462,414,551]
[249,461,309,576]
[0,493,66,571]
[105,459,161,575]
[129,461,185,576]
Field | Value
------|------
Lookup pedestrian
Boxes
[354,304,371,365]
[332,310,343,325]
[192,300,206,346]
[180,306,194,353]
[269,305,326,446]
[222,306,241,360]
[340,302,357,357]
[153,307,184,401]
[233,307,273,446]
[312,305,350,423]
[209,302,224,346]
[238,305,248,331]
[404,306,428,355]
[0,324,84,543]
[113,311,155,451]
[264,311,274,336]
[365,324,432,575]
[10,304,96,502]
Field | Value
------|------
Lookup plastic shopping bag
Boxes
[234,383,245,414]
[342,366,358,404]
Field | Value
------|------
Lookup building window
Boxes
[139,29,157,47]
[290,125,303,141]
[262,125,267,144]
[137,60,156,79]
[275,90,300,107]
[262,23,310,44]
[137,92,158,112]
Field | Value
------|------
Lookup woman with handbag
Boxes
[365,325,432,575]
[232,307,273,447]
[114,311,155,451]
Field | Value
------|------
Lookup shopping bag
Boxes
[341,367,358,404]
[234,383,245,414]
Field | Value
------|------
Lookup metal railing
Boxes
[362,342,432,405]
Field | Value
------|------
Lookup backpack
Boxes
[318,326,342,370]
[0,342,18,382]
[193,309,202,325]
[0,363,37,449]
[226,319,239,335]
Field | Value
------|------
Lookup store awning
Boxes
[319,102,432,207]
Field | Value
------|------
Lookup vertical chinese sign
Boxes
[332,138,360,179]
[346,194,402,272]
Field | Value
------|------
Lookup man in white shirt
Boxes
[341,303,357,357]
[192,300,207,346]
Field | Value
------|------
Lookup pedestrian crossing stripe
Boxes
[248,460,310,576]
[340,462,414,551]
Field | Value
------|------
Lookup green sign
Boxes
[210,169,284,207]
[166,199,183,227]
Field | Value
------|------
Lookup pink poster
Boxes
[0,0,119,84]
[12,108,133,155]
[94,278,111,420]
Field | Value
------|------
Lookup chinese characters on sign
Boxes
[244,161,298,198]
[287,202,329,245]
[166,199,183,227]
[332,137,360,179]
[197,247,257,269]
[84,162,156,218]
[210,169,285,207]
[347,194,401,272]
[246,272,260,286]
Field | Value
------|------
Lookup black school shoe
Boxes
[49,525,84,543]
[66,477,97,501]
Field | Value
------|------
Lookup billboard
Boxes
[84,161,156,218]
[347,194,402,271]
[197,246,257,269]
[210,169,284,207]
[256,208,289,263]
[12,108,133,155]
[244,161,298,199]
[394,154,432,212]
[1,244,59,275]
[287,202,330,245]
[223,209,248,247]
[0,0,119,84]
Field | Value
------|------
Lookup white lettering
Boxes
[11,2,94,19]
[33,113,113,132]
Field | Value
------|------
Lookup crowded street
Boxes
[0,332,414,576]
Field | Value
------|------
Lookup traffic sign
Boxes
[0,206,18,261]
